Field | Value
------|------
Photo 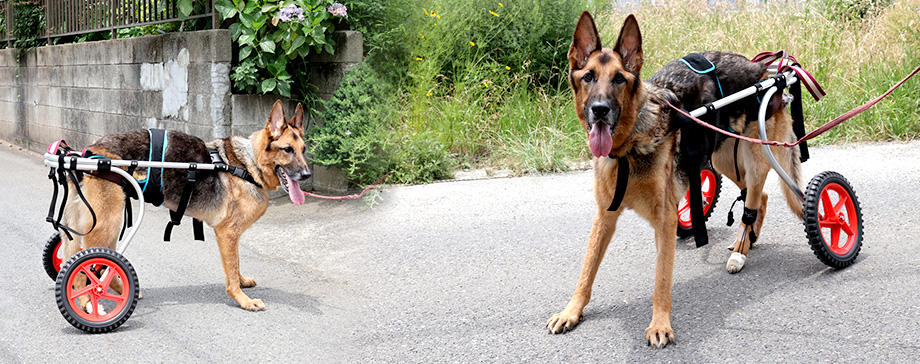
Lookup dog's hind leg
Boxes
[546,209,620,334]
[726,139,771,274]
[61,176,125,312]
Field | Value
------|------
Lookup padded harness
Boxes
[45,130,263,244]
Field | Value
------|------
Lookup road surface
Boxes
[1,140,918,362]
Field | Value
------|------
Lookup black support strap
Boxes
[606,157,629,212]
[789,79,810,162]
[164,165,201,242]
[741,207,759,243]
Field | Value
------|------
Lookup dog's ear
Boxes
[289,103,304,130]
[613,14,643,74]
[568,11,602,70]
[266,99,287,138]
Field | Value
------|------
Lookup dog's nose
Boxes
[300,170,312,181]
[590,103,611,119]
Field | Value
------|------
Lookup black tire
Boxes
[42,232,63,281]
[677,166,723,238]
[803,171,863,268]
[55,247,139,333]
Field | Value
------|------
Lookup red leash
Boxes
[301,174,389,200]
[667,63,920,147]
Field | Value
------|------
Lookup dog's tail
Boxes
[776,112,805,220]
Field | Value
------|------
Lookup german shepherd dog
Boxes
[545,13,803,347]
[60,100,311,312]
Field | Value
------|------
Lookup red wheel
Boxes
[677,166,722,237]
[804,171,863,268]
[42,232,69,280]
[55,248,138,333]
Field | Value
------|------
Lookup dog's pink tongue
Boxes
[287,174,305,205]
[588,123,613,158]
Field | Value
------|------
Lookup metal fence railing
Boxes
[2,0,215,44]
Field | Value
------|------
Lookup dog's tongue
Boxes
[286,174,305,205]
[588,123,613,158]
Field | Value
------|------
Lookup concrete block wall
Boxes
[0,30,233,151]
[0,29,362,161]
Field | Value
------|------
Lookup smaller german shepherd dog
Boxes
[546,13,803,347]
[60,100,310,311]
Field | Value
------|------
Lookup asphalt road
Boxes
[1,140,919,362]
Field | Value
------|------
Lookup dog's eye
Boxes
[582,71,595,83]
[281,146,294,153]
[613,72,626,84]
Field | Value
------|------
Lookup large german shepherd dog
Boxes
[60,100,310,312]
[545,13,803,347]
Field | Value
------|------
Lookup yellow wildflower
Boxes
[426,92,432,97]
[469,41,476,46]
[505,65,511,70]
[499,2,503,7]
[416,57,423,61]
[430,11,437,17]
[437,14,441,19]
[482,80,490,87]
[419,33,425,39]
[424,8,429,16]
[489,10,500,17]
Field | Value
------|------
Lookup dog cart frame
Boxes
[673,61,865,268]
[42,149,235,333]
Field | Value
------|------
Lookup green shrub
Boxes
[215,0,344,99]
[12,3,45,63]
[309,63,395,184]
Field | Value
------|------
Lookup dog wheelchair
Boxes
[41,140,254,333]
[673,53,864,269]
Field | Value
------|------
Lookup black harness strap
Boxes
[789,79,810,162]
[606,157,629,212]
[164,165,201,242]
[207,148,263,189]
[733,138,742,183]
[143,128,167,207]
[741,207,759,243]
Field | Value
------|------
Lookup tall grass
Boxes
[317,0,919,185]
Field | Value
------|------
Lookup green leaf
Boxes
[215,0,238,19]
[272,29,285,43]
[239,13,254,29]
[324,43,334,55]
[287,36,305,55]
[261,3,278,12]
[229,23,242,40]
[238,33,255,46]
[261,78,277,93]
[276,80,291,98]
[260,39,276,53]
[252,13,268,31]
[178,0,194,19]
[298,46,310,58]
[243,0,258,14]
[233,0,244,11]
[239,45,252,60]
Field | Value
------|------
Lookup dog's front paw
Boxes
[726,252,747,274]
[240,298,266,311]
[546,310,581,334]
[645,323,675,348]
[240,276,257,288]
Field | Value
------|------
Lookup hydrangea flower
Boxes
[328,2,347,17]
[279,4,305,22]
